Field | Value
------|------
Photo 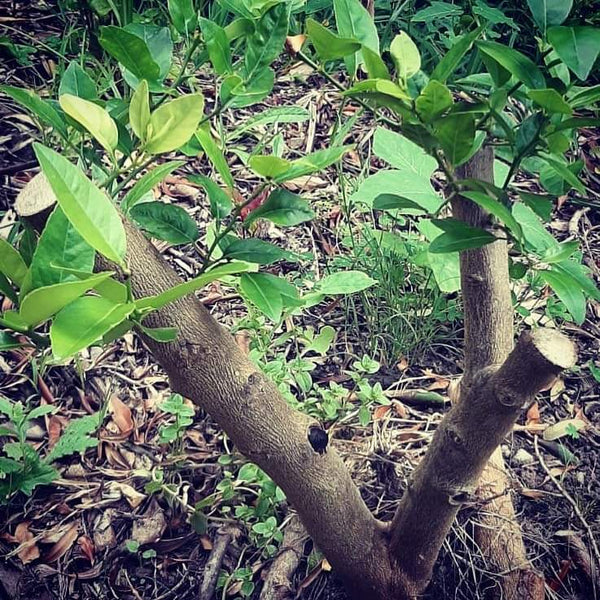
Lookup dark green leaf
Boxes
[430,27,483,83]
[429,218,496,253]
[168,0,197,35]
[373,194,425,212]
[59,63,97,99]
[130,201,199,245]
[305,18,361,61]
[539,267,586,324]
[540,153,585,194]
[187,174,233,220]
[527,88,572,114]
[0,238,27,287]
[199,17,232,74]
[221,238,298,265]
[527,0,572,34]
[548,26,600,81]
[461,191,523,239]
[415,80,453,122]
[434,113,476,165]
[244,189,314,226]
[240,272,283,321]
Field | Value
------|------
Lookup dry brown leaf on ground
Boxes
[77,535,95,564]
[109,395,134,435]
[3,522,40,564]
[45,521,79,563]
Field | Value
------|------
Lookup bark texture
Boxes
[452,146,544,599]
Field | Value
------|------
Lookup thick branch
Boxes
[389,329,576,590]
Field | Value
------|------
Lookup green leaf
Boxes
[548,26,600,81]
[244,3,289,80]
[168,0,197,35]
[187,174,233,220]
[139,323,178,342]
[539,267,586,324]
[34,144,127,266]
[50,296,134,359]
[59,94,118,153]
[53,267,127,303]
[59,63,97,99]
[195,122,234,188]
[305,18,361,61]
[554,258,600,302]
[527,88,572,114]
[512,202,557,252]
[244,189,314,227]
[99,26,161,81]
[413,2,463,22]
[543,240,579,263]
[568,84,600,109]
[249,155,290,179]
[527,0,572,34]
[430,27,483,83]
[461,191,523,239]
[476,40,546,89]
[434,113,476,165]
[121,161,185,214]
[240,272,283,321]
[129,79,150,141]
[0,331,23,350]
[19,272,113,327]
[373,194,425,212]
[334,0,379,75]
[429,219,496,253]
[199,17,232,75]
[517,192,553,221]
[390,32,421,80]
[230,106,310,139]
[221,238,298,265]
[361,46,390,80]
[415,80,453,122]
[1,85,67,138]
[145,94,205,154]
[221,68,275,108]
[29,206,95,289]
[317,270,377,295]
[136,262,250,310]
[45,414,99,461]
[130,202,199,245]
[539,153,585,194]
[0,238,27,287]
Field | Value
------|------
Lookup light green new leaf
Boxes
[527,88,572,114]
[136,262,250,310]
[548,26,600,81]
[240,272,283,321]
[305,18,361,61]
[129,79,150,141]
[476,40,546,89]
[527,0,572,34]
[539,268,586,324]
[390,32,421,80]
[130,202,199,245]
[461,191,523,239]
[415,80,453,121]
[19,271,113,327]
[318,270,377,295]
[121,160,185,213]
[30,205,95,289]
[59,94,118,153]
[51,296,134,360]
[434,113,476,165]
[429,219,496,253]
[249,155,291,179]
[145,93,205,154]
[34,144,127,266]
[199,17,232,75]
[417,220,460,293]
[195,122,234,188]
[243,189,315,226]
[0,238,27,287]
[373,127,437,177]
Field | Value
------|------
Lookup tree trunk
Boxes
[451,146,545,600]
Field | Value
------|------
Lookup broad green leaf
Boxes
[512,202,557,252]
[136,262,250,310]
[0,331,24,350]
[430,27,483,83]
[413,2,463,22]
[0,273,18,304]
[417,219,461,293]
[168,0,197,35]
[305,18,361,61]
[139,323,178,342]
[244,189,315,226]
[99,26,161,81]
[461,191,523,239]
[476,40,546,89]
[244,3,288,80]
[54,267,128,303]
[361,46,390,79]
[60,94,118,153]
[195,122,234,188]
[121,160,185,213]
[568,84,600,109]
[373,127,437,177]
[415,80,453,121]
[222,67,275,108]
[434,113,476,165]
[222,238,297,265]
[0,85,67,137]
[334,0,379,74]
[0,238,27,287]
[51,296,134,360]
[249,156,291,179]
[59,63,97,99]
[34,144,127,266]
[373,194,425,212]
[527,88,572,114]
[187,174,233,220]
[240,272,283,321]
[548,26,600,81]
[429,219,496,253]
[390,32,421,80]
[230,106,310,139]
[29,206,95,289]
[317,270,377,295]
[554,259,600,301]
[199,17,232,75]
[344,78,411,116]
[540,153,585,194]
[517,191,553,221]
[145,93,205,154]
[543,240,579,264]
[130,201,199,245]
[129,79,150,141]
[539,267,586,324]
[527,0,572,34]
[19,272,113,327]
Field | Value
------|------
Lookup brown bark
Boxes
[451,147,544,599]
